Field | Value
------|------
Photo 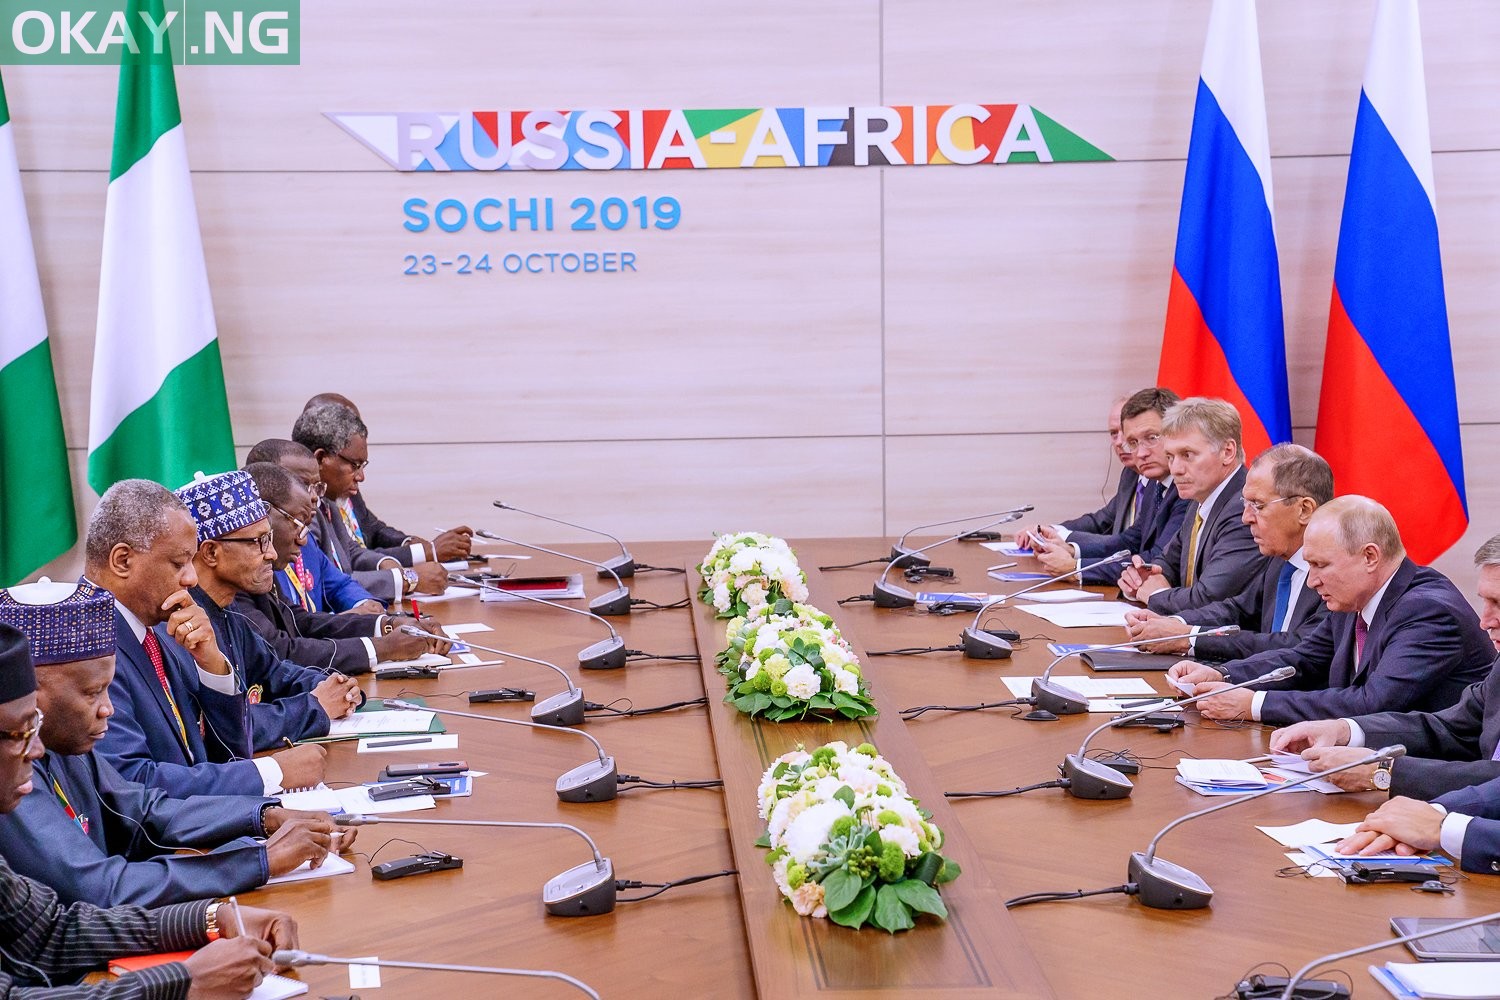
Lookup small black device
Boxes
[367,777,443,801]
[981,626,1020,641]
[467,687,535,704]
[1090,751,1141,775]
[1112,713,1185,731]
[957,530,1005,542]
[375,665,441,680]
[1233,973,1351,999]
[1341,862,1441,884]
[378,761,467,780]
[370,851,463,881]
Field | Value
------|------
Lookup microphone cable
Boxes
[628,597,691,611]
[584,697,708,719]
[900,698,1032,719]
[869,643,963,657]
[616,774,725,792]
[615,868,738,903]
[632,563,686,575]
[1005,882,1138,909]
[945,778,1071,799]
[624,649,701,663]
[817,556,896,572]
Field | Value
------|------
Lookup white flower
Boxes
[782,801,849,864]
[880,824,921,857]
[783,663,820,701]
[752,626,780,658]
[831,667,858,695]
[838,764,880,797]
[728,549,759,574]
[771,855,793,899]
[740,582,768,608]
[712,582,730,612]
[790,880,827,918]
[784,578,810,602]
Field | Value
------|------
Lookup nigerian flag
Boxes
[87,0,234,494]
[0,69,77,585]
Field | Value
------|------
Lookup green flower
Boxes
[878,841,906,882]
[787,862,808,890]
[771,680,788,697]
[855,743,878,757]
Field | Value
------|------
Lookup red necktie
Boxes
[1354,615,1369,671]
[142,629,191,749]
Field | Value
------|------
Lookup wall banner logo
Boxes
[327,104,1111,171]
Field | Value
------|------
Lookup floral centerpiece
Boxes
[757,741,960,932]
[716,600,877,722]
[697,531,809,618]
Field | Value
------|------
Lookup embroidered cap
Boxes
[0,623,35,702]
[0,578,116,666]
[174,470,270,543]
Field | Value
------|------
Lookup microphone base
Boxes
[579,636,627,670]
[873,579,917,609]
[1127,851,1213,909]
[544,857,617,916]
[556,756,618,802]
[889,545,932,568]
[590,587,632,617]
[1030,678,1090,716]
[1061,753,1135,799]
[960,627,1014,659]
[599,552,636,579]
[531,689,587,727]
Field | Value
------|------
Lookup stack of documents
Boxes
[1000,675,1177,714]
[1256,818,1451,874]
[1372,962,1500,998]
[1176,758,1274,792]
[1012,601,1136,628]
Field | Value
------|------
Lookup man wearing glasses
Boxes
[233,463,448,675]
[1123,443,1333,661]
[0,622,298,998]
[1033,387,1190,584]
[176,470,362,752]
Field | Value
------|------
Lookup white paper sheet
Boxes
[377,652,453,670]
[276,783,438,815]
[266,852,357,885]
[1014,589,1103,604]
[249,974,309,1000]
[326,710,436,737]
[1256,818,1360,848]
[1176,759,1266,787]
[1379,961,1500,998]
[442,623,495,635]
[1012,601,1137,628]
[407,585,480,604]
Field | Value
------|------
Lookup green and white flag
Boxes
[0,68,77,586]
[87,0,234,494]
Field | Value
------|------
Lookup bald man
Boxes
[1169,496,1492,725]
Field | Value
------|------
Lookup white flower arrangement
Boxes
[756,741,960,931]
[715,600,876,722]
[697,531,810,619]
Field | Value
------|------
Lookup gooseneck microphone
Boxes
[332,814,616,916]
[491,499,636,579]
[398,625,584,726]
[386,698,617,802]
[872,507,1031,609]
[457,576,627,670]
[273,951,599,999]
[889,506,1035,566]
[961,549,1132,659]
[1127,745,1406,910]
[1029,625,1241,717]
[474,532,631,616]
[1061,665,1295,799]
[1268,909,1500,1000]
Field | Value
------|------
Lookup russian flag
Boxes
[1315,0,1465,564]
[1158,0,1291,459]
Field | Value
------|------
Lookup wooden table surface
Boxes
[238,537,1500,999]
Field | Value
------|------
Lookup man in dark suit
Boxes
[84,479,326,798]
[1120,397,1268,613]
[0,579,348,907]
[1124,444,1332,660]
[1269,533,1500,799]
[1172,496,1493,725]
[236,463,445,675]
[0,620,296,998]
[1335,777,1500,876]
[1035,387,1191,585]
[1018,396,1137,547]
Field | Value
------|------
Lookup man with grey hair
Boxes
[84,480,326,798]
[1120,396,1267,613]
[1123,443,1333,660]
[1170,496,1492,726]
[1269,532,1500,799]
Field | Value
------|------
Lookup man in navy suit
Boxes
[1119,397,1268,613]
[0,578,349,907]
[1270,533,1500,799]
[1018,395,1137,547]
[1336,777,1500,876]
[85,479,326,798]
[1124,444,1332,660]
[1034,387,1190,585]
[1172,496,1492,725]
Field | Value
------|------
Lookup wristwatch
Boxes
[401,568,419,595]
[1371,758,1395,791]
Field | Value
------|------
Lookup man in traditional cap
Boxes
[0,579,354,907]
[233,463,445,675]
[0,620,296,997]
[175,470,362,751]
[86,479,327,798]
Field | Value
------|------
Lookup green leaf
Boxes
[935,859,962,885]
[893,879,948,919]
[754,832,772,848]
[821,868,862,913]
[832,785,855,809]
[910,853,943,885]
[873,884,916,934]
[749,693,773,715]
[828,884,877,929]
[831,692,861,710]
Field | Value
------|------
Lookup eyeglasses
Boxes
[334,451,369,473]
[2,708,42,759]
[1120,432,1162,455]
[1244,495,1306,514]
[269,503,312,541]
[217,531,275,555]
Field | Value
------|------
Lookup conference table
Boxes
[237,537,1500,999]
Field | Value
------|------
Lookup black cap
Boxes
[0,623,37,704]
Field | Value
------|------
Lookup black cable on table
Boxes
[615,869,738,903]
[945,778,1069,799]
[1005,883,1137,909]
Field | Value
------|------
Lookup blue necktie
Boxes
[1271,562,1296,632]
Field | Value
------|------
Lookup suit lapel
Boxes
[113,616,191,757]
[1331,613,1359,687]
[1361,560,1415,674]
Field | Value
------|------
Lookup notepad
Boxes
[1372,961,1500,998]
[109,955,308,999]
[326,710,437,738]
[1177,758,1267,788]
[1012,601,1136,628]
[267,851,357,885]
